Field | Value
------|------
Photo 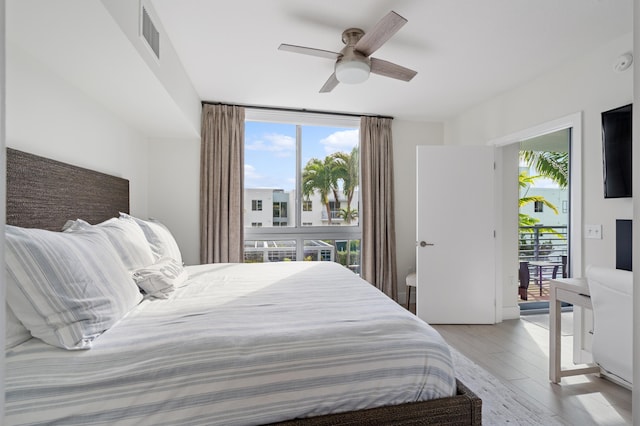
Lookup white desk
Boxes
[549,278,600,383]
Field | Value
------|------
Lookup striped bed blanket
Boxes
[6,261,456,425]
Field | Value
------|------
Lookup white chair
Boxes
[406,272,416,309]
[586,265,633,387]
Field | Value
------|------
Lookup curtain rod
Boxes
[201,101,393,120]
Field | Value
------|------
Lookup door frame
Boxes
[488,112,583,320]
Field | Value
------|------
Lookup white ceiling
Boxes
[151,0,633,122]
[5,0,634,137]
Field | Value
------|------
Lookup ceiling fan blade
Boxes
[355,11,407,57]
[370,57,417,82]
[319,73,339,93]
[278,43,340,60]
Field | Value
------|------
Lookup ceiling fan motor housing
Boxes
[336,28,371,84]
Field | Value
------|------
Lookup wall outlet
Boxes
[585,224,602,239]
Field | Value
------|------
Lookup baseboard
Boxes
[502,305,520,320]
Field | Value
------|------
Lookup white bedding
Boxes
[6,261,456,425]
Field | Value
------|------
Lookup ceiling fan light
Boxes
[335,60,370,84]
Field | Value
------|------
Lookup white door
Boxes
[416,146,496,324]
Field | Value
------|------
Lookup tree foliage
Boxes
[518,171,564,238]
[302,156,337,224]
[520,150,568,188]
[302,147,359,224]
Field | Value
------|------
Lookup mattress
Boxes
[6,261,456,425]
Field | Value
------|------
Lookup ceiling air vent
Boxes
[142,6,160,60]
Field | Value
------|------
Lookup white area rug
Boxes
[450,347,563,425]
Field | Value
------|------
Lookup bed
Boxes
[4,148,481,425]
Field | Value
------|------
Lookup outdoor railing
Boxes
[243,239,361,274]
[320,210,343,220]
[519,225,568,262]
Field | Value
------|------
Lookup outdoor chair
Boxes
[518,261,530,300]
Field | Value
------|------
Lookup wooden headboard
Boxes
[6,148,129,231]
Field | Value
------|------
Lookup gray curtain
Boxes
[360,116,398,300]
[200,104,245,263]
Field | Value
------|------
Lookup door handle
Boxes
[417,241,435,247]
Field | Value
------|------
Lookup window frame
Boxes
[244,108,362,261]
[534,200,544,213]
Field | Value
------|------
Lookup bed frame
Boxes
[5,148,482,425]
[270,379,481,425]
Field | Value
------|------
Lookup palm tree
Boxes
[518,171,564,238]
[330,147,359,214]
[302,156,340,224]
[334,147,359,208]
[519,148,568,235]
[520,150,568,188]
[338,206,358,224]
[303,148,359,225]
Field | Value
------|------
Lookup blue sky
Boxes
[244,121,358,191]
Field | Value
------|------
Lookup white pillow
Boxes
[133,257,187,298]
[120,213,183,264]
[5,304,31,349]
[66,217,155,272]
[5,225,143,350]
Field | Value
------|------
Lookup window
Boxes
[328,201,341,221]
[244,109,361,270]
[251,222,262,227]
[534,201,543,212]
[273,201,288,218]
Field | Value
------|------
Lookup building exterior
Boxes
[519,186,569,227]
[243,187,360,264]
[244,188,359,228]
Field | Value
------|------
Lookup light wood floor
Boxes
[431,316,632,425]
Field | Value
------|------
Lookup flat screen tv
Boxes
[602,104,632,198]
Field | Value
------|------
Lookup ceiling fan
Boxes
[279,11,417,93]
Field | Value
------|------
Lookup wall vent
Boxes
[142,6,160,60]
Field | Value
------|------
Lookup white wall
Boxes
[100,0,201,135]
[393,120,444,304]
[445,33,633,275]
[6,44,150,217]
[0,0,6,419]
[146,137,200,265]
